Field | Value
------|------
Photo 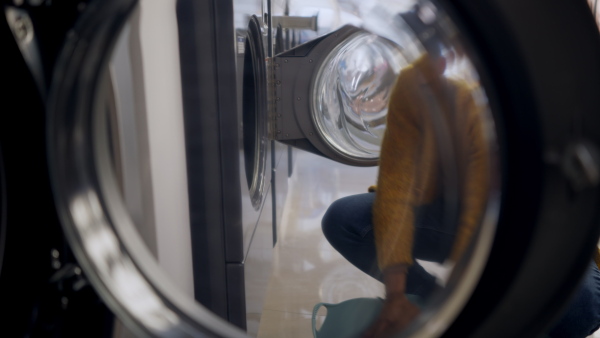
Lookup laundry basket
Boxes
[312,295,423,338]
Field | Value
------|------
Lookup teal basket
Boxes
[312,295,423,338]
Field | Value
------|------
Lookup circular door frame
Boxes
[270,24,381,167]
[45,0,600,337]
[437,1,600,337]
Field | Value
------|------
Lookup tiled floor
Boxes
[257,150,383,337]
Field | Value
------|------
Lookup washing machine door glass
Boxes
[268,1,491,167]
[310,30,402,160]
[45,0,600,337]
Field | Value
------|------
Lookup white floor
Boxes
[256,150,600,338]
[257,150,382,337]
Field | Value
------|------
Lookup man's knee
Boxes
[321,193,375,245]
[321,198,345,244]
[549,265,600,337]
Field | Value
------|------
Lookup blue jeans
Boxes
[321,192,600,337]
[321,192,452,299]
[547,262,600,338]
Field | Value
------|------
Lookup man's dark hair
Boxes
[398,4,446,58]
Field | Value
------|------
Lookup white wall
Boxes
[137,0,194,298]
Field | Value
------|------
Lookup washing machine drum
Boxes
[4,0,599,337]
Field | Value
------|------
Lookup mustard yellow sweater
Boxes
[372,54,487,269]
[373,55,600,270]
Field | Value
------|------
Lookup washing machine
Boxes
[1,0,600,337]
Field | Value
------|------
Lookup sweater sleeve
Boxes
[373,67,422,269]
[449,84,490,262]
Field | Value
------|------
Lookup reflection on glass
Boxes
[69,189,179,334]
[317,1,498,337]
[313,32,406,159]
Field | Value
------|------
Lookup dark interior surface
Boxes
[242,15,268,200]
[243,31,258,190]
[441,1,600,337]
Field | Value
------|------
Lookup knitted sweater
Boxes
[372,55,600,270]
[372,54,489,269]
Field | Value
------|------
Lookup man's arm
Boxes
[372,66,421,270]
[364,64,425,338]
[449,84,490,262]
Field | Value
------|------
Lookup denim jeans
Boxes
[321,192,600,337]
[321,192,452,299]
[547,262,600,338]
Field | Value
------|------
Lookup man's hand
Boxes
[362,264,420,338]
[362,293,420,338]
